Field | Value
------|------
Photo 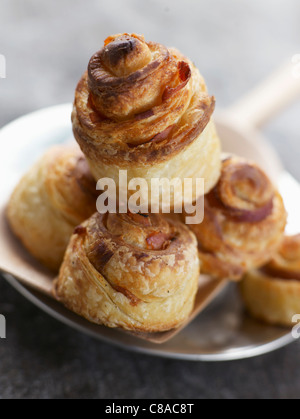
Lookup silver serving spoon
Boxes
[0,61,299,343]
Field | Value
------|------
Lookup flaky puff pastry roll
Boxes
[240,235,300,326]
[7,145,98,271]
[55,212,200,332]
[72,33,221,208]
[187,156,287,280]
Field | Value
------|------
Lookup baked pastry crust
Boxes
[240,235,300,326]
[187,156,287,280]
[72,33,221,207]
[7,145,98,271]
[54,212,200,332]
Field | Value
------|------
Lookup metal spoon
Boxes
[0,61,299,343]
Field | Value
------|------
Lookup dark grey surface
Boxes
[0,0,300,399]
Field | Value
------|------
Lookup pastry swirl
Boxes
[187,156,287,280]
[55,212,200,332]
[240,235,300,326]
[7,145,98,271]
[262,234,300,280]
[72,33,221,207]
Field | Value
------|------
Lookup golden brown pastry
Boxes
[240,235,300,326]
[187,156,287,280]
[7,145,98,271]
[72,33,221,209]
[55,212,200,332]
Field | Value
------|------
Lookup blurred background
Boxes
[0,0,300,399]
[1,0,300,176]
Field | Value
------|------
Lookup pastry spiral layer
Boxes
[72,33,221,208]
[187,156,287,280]
[55,212,200,332]
[7,145,98,271]
[240,235,300,326]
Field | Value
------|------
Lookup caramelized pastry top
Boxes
[45,146,98,225]
[189,156,287,280]
[77,212,198,301]
[72,33,215,164]
[262,235,300,280]
[206,156,275,222]
[55,212,200,332]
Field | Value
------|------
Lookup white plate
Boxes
[0,104,295,361]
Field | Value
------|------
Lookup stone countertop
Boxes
[0,0,300,399]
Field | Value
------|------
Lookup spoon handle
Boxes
[223,59,300,129]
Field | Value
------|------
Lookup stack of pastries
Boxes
[7,33,294,334]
